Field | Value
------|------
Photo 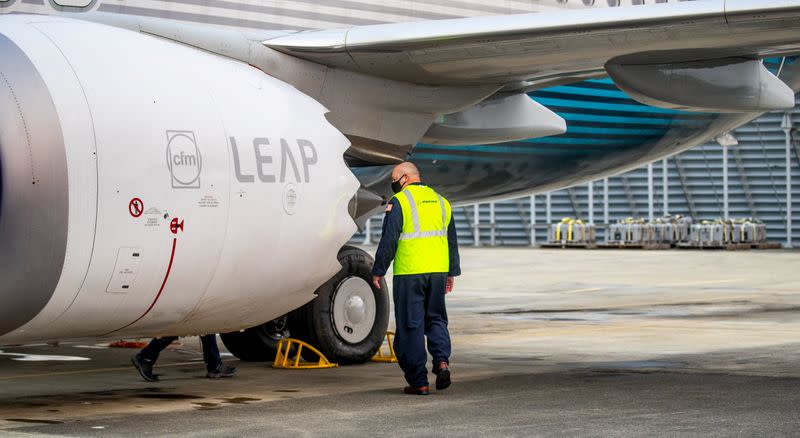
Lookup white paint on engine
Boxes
[0,15,358,343]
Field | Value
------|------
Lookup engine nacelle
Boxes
[0,15,358,343]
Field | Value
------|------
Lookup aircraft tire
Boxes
[219,316,290,362]
[289,245,389,364]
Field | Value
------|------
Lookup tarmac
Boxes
[0,248,799,437]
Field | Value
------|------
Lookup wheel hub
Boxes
[331,276,376,344]
[345,295,366,324]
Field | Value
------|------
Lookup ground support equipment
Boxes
[371,331,398,363]
[272,338,338,369]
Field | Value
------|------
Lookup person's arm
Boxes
[371,198,403,286]
[447,215,461,277]
[445,214,461,294]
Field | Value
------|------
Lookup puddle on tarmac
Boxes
[81,391,117,397]
[220,397,260,404]
[6,418,64,424]
[192,402,220,410]
[0,387,212,415]
[480,300,800,322]
[561,360,683,371]
[273,389,299,393]
[135,393,203,400]
[489,356,545,362]
[189,397,261,410]
[14,402,49,408]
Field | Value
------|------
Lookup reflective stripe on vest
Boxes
[392,184,452,275]
[398,189,448,240]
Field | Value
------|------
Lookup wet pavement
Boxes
[1,248,799,437]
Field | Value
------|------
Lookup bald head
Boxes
[391,162,421,190]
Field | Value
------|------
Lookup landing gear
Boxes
[221,246,390,365]
[289,245,390,364]
[219,316,289,362]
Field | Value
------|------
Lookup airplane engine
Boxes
[0,15,369,354]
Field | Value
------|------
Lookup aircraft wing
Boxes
[71,1,800,155]
[263,0,800,91]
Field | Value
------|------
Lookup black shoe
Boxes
[131,354,159,382]
[206,363,237,379]
[435,362,451,391]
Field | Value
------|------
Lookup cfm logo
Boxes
[166,131,202,189]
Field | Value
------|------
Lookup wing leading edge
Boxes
[263,0,800,89]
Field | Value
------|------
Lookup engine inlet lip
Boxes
[0,33,68,337]
[0,145,3,226]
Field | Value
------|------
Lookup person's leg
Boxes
[139,336,178,364]
[392,275,429,389]
[132,336,178,382]
[424,273,451,370]
[200,334,221,372]
[201,334,236,378]
[424,273,452,390]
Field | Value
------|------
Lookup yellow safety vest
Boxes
[392,184,452,275]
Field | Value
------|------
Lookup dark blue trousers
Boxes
[392,273,451,387]
[140,334,221,372]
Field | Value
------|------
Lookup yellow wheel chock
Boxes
[272,338,338,370]
[371,331,398,363]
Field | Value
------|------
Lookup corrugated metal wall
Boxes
[355,104,800,247]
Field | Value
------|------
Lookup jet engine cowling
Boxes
[0,15,359,343]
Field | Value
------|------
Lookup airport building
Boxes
[357,99,800,247]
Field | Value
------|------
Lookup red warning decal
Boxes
[129,198,144,218]
[170,217,185,234]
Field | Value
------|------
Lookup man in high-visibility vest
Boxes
[372,161,461,396]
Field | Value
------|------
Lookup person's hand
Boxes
[373,275,383,290]
[446,276,455,294]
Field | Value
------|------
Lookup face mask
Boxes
[391,176,405,194]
